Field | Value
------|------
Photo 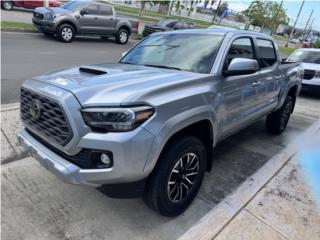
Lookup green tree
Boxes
[243,0,288,30]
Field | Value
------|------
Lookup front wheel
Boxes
[266,95,294,135]
[1,1,13,10]
[115,29,129,44]
[57,24,75,43]
[143,136,207,217]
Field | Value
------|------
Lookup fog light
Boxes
[100,153,111,165]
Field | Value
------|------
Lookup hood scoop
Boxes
[79,66,108,75]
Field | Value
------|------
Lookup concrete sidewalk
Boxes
[179,123,320,240]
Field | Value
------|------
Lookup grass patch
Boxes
[113,4,212,28]
[272,35,287,41]
[278,46,295,56]
[1,21,36,31]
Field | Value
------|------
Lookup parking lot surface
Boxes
[1,31,135,104]
[2,93,319,240]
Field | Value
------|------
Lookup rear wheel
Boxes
[57,24,75,43]
[143,136,207,217]
[115,28,129,44]
[1,1,13,10]
[266,95,294,135]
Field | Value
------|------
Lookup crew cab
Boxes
[1,0,60,10]
[32,0,139,44]
[18,29,302,216]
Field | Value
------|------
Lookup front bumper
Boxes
[302,78,320,94]
[32,18,57,33]
[18,126,156,187]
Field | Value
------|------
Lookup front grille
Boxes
[20,88,73,146]
[303,69,315,80]
[33,12,44,20]
[143,26,161,37]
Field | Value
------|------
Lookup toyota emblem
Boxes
[29,99,41,120]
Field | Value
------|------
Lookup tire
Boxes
[1,1,13,10]
[266,95,294,135]
[143,136,207,217]
[57,24,75,43]
[115,28,129,44]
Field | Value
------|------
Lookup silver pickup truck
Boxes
[32,0,139,44]
[18,29,302,216]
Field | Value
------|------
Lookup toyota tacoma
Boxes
[18,29,302,216]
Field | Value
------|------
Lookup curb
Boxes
[1,103,20,112]
[178,119,320,240]
[1,28,38,33]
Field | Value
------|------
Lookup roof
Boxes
[154,28,272,38]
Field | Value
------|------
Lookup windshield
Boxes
[61,1,87,10]
[120,33,224,73]
[287,50,320,64]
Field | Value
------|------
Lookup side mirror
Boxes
[224,58,259,76]
[80,9,89,15]
[121,51,127,57]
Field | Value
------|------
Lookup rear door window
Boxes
[99,5,113,15]
[257,39,277,68]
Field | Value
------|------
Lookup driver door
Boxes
[78,4,100,34]
[221,37,261,135]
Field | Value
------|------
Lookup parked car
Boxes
[18,29,302,217]
[32,0,139,43]
[287,48,320,95]
[142,18,193,37]
[1,0,60,10]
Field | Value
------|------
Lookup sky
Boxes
[227,0,320,31]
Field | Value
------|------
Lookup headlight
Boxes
[44,13,56,20]
[81,106,154,132]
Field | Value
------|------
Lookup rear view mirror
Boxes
[224,58,259,76]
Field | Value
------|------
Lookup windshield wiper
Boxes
[143,64,182,71]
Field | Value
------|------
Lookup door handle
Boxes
[252,81,261,87]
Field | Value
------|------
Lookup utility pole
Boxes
[303,9,313,35]
[212,0,221,24]
[167,0,173,17]
[308,17,315,33]
[43,0,49,7]
[285,0,304,47]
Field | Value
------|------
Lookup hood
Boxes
[301,62,320,71]
[32,63,203,107]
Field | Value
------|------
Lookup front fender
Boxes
[142,105,218,174]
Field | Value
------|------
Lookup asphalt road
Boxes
[1,31,135,104]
